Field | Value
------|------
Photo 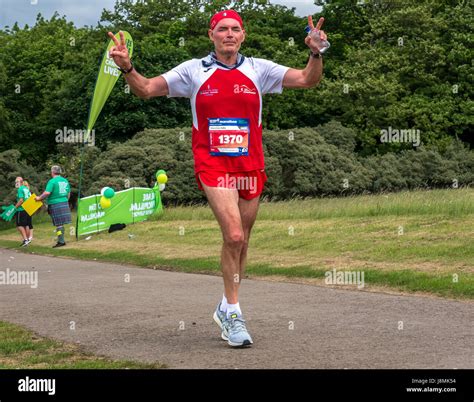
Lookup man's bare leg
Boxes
[201,178,257,346]
[17,226,27,241]
[201,181,244,304]
[238,196,260,283]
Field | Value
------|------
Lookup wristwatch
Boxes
[310,51,322,59]
[119,61,134,74]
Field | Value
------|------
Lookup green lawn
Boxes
[0,188,473,299]
[0,321,166,369]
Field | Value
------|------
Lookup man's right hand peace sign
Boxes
[107,31,132,71]
[305,16,328,54]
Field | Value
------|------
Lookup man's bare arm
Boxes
[283,56,323,89]
[35,192,51,202]
[282,16,326,89]
[107,31,169,99]
[123,69,169,99]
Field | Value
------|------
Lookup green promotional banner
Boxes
[77,187,162,237]
[86,31,133,136]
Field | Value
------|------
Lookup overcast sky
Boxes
[0,0,321,29]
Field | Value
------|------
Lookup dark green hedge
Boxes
[2,121,471,206]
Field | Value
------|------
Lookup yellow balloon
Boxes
[157,174,168,184]
[100,196,111,209]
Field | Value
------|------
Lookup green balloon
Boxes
[156,169,166,178]
[104,188,115,199]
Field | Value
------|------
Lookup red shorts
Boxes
[196,170,268,200]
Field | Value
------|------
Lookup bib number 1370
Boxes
[208,117,250,156]
[218,134,244,144]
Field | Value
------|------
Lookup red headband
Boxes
[210,10,244,30]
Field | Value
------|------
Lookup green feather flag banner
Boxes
[76,32,133,239]
[86,31,134,136]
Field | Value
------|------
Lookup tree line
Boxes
[0,0,472,204]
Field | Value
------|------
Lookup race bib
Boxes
[209,118,249,156]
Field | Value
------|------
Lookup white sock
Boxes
[226,302,242,318]
[219,294,228,313]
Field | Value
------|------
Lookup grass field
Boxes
[0,188,473,299]
[0,321,166,369]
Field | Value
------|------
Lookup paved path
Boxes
[0,248,472,368]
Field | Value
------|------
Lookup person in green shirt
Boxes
[14,177,34,247]
[35,165,72,248]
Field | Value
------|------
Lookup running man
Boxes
[108,10,327,347]
[14,177,34,247]
[35,165,72,248]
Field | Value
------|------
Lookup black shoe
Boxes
[21,239,30,247]
[52,242,66,248]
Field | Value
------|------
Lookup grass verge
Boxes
[0,321,166,369]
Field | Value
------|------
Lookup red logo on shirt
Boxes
[234,84,257,95]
